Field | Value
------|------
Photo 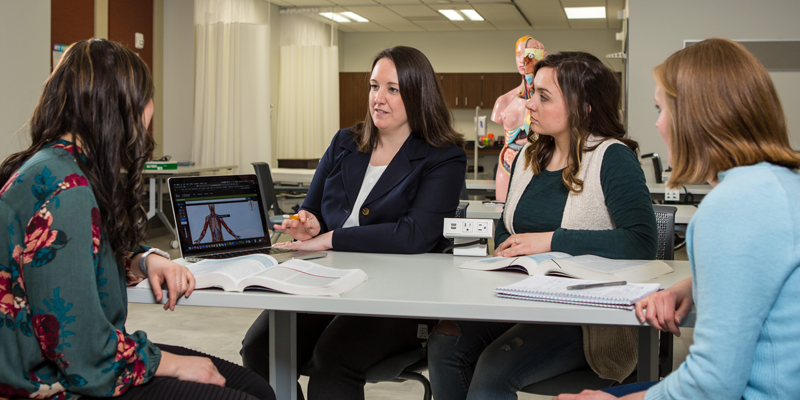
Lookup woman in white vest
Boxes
[427,51,658,400]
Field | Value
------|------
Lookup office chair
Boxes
[252,162,289,242]
[641,153,664,184]
[519,205,677,396]
[361,181,469,400]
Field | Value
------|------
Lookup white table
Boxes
[673,205,696,225]
[271,168,315,185]
[466,179,496,191]
[465,200,504,219]
[647,183,712,196]
[128,253,694,400]
[143,165,237,247]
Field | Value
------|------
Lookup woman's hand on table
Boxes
[146,255,196,311]
[273,231,333,251]
[273,209,320,241]
[495,232,554,257]
[635,277,693,336]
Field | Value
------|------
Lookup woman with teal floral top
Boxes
[0,39,274,400]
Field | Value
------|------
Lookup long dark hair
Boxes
[524,51,637,192]
[351,46,464,152]
[0,39,155,259]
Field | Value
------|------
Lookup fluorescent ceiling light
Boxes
[340,12,369,23]
[319,12,351,23]
[460,9,484,21]
[564,6,606,19]
[438,9,464,21]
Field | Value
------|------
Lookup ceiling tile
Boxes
[374,0,423,4]
[567,19,609,29]
[411,20,460,31]
[450,21,497,31]
[280,0,336,6]
[386,5,439,17]
[342,5,404,22]
[468,4,530,29]
[328,0,380,4]
[560,0,605,6]
[514,0,569,29]
[342,21,391,31]
[267,0,293,6]
[336,24,358,32]
[420,0,468,3]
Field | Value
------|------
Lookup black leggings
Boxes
[241,312,431,400]
[83,344,275,400]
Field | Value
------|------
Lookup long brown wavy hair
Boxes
[0,39,155,260]
[351,46,464,152]
[654,38,800,187]
[524,51,637,192]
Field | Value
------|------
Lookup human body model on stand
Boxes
[491,36,547,201]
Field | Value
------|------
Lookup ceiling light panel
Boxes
[438,9,464,21]
[564,7,606,19]
[460,9,484,21]
[319,12,351,23]
[340,11,369,22]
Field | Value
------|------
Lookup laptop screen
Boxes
[168,175,271,256]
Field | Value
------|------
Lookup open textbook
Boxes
[137,254,367,297]
[460,253,673,282]
[496,276,661,310]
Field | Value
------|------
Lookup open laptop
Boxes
[167,174,326,263]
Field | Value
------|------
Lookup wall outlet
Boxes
[443,218,494,239]
[665,186,680,201]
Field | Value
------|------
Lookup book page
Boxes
[543,256,673,282]
[253,266,343,287]
[189,255,278,286]
[459,252,571,273]
[245,259,368,296]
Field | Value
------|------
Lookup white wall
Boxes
[0,1,50,160]
[628,0,800,182]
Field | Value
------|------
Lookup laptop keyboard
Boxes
[201,247,296,260]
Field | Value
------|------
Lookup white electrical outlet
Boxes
[443,218,494,239]
[665,186,680,201]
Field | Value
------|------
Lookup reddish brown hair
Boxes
[654,38,800,187]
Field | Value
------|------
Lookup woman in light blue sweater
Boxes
[557,38,800,400]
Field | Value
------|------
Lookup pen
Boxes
[567,280,627,290]
[282,214,301,220]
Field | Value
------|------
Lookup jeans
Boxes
[427,321,589,400]
[241,311,429,400]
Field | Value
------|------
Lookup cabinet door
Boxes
[440,73,462,108]
[481,73,506,110]
[461,73,483,109]
[339,72,370,129]
[503,73,523,97]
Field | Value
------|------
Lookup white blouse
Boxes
[342,164,387,228]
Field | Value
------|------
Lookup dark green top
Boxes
[495,144,657,259]
[0,141,159,399]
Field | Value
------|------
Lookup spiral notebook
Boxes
[495,276,660,310]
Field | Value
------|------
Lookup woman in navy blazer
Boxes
[241,46,466,399]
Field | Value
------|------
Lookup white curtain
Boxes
[276,14,339,159]
[193,0,271,174]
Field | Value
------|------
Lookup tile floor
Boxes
[126,220,694,399]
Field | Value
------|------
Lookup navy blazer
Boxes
[301,128,467,254]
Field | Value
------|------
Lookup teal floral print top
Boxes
[0,141,161,399]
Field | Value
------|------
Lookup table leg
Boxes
[269,310,297,400]
[637,326,659,382]
[147,177,156,219]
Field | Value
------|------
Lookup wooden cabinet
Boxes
[339,72,370,129]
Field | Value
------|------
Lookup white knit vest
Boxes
[503,135,638,382]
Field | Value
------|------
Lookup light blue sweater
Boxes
[646,162,800,400]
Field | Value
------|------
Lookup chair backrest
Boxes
[251,162,283,216]
[652,205,676,261]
